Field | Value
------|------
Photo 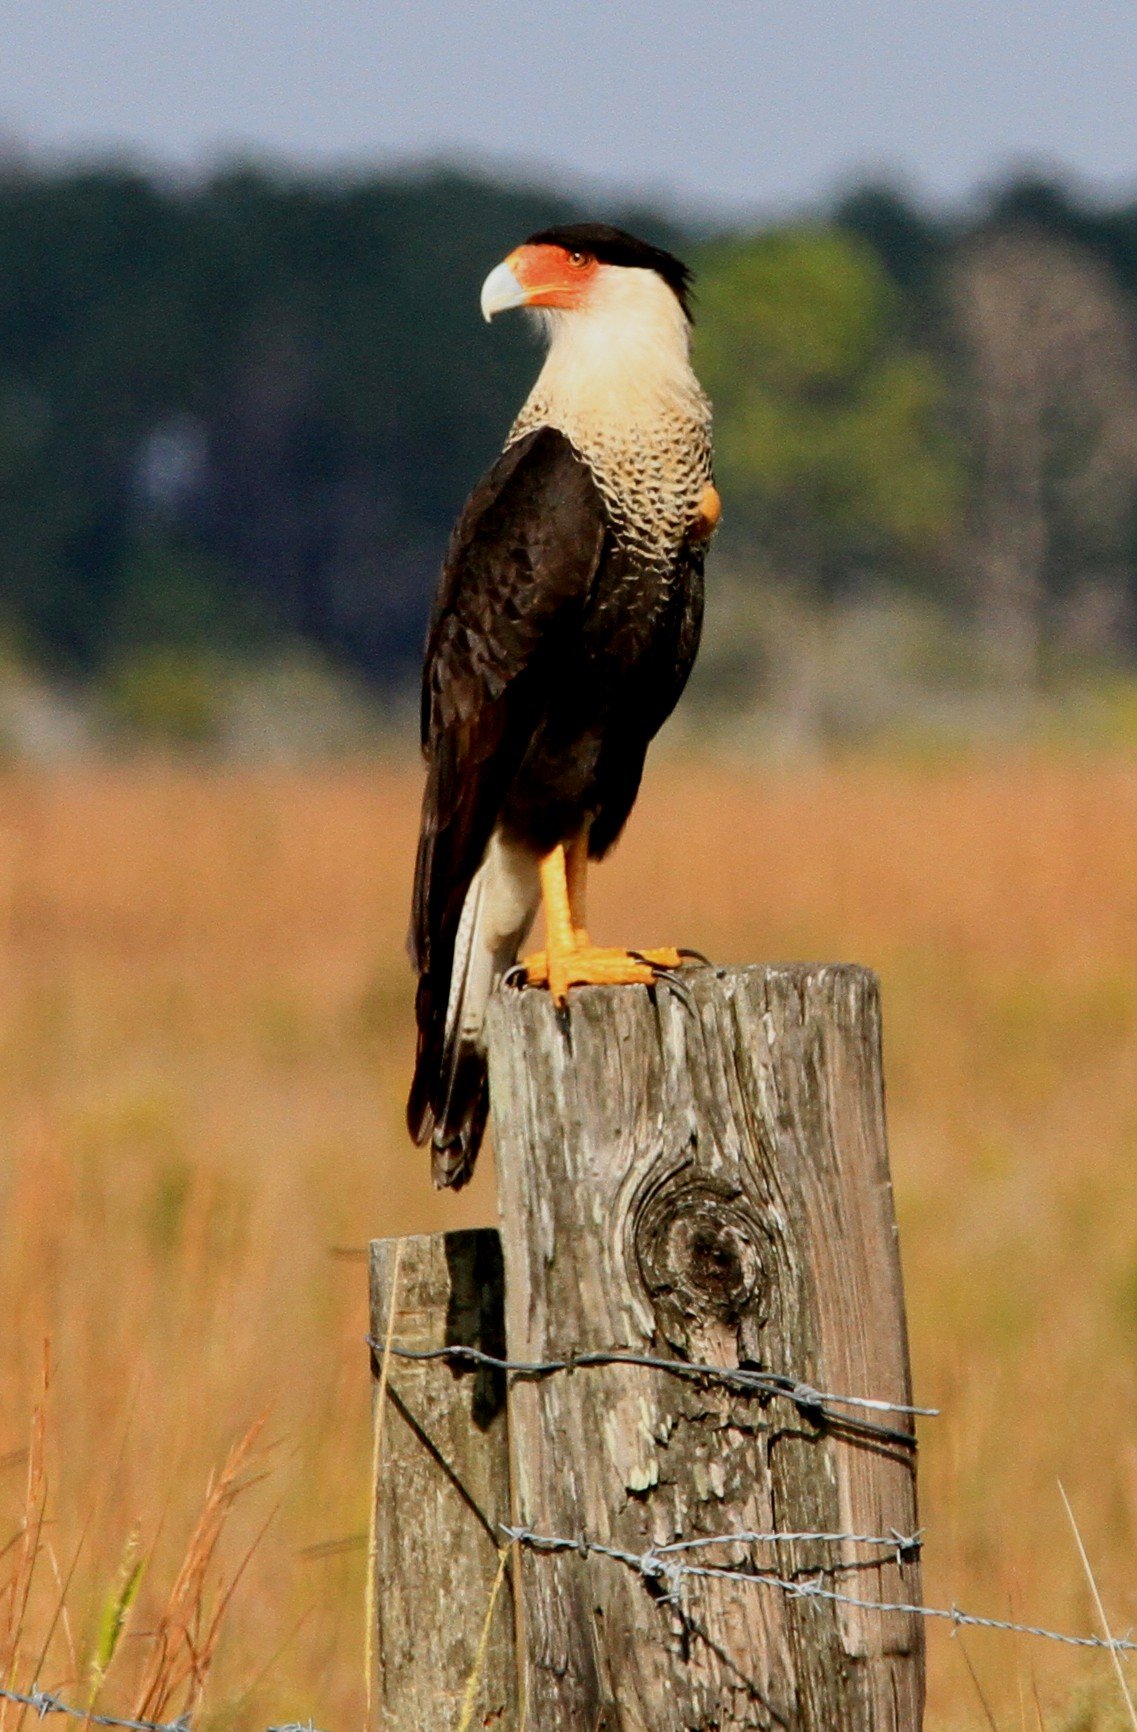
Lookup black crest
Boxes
[523,222,694,321]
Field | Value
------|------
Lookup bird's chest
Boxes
[507,402,711,688]
[511,401,712,574]
[583,438,706,658]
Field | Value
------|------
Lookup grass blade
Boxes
[365,1239,403,1732]
[1058,1480,1137,1732]
[88,1528,145,1707]
[456,1545,511,1732]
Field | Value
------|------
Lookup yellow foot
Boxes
[519,944,685,1002]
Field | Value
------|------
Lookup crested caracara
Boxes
[407,223,719,1187]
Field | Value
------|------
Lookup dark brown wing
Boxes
[407,426,608,1146]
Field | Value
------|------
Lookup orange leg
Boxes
[566,828,590,944]
[520,837,683,1004]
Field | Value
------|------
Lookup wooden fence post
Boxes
[485,964,924,1731]
[369,1229,518,1731]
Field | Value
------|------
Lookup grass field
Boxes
[1,752,1136,1730]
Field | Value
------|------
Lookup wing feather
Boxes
[407,426,608,1154]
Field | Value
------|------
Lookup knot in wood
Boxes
[634,1176,766,1361]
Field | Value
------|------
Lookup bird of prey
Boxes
[407,223,719,1187]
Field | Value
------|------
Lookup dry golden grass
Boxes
[0,752,1135,1729]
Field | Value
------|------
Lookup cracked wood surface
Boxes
[486,964,924,1731]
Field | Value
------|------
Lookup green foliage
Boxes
[102,649,225,745]
[833,184,945,307]
[109,538,268,654]
[1,163,1136,697]
[0,166,590,678]
[694,227,964,590]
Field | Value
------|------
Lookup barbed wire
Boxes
[0,1682,326,1732]
[371,1334,1137,1661]
[649,1527,923,1563]
[0,1685,188,1732]
[503,1526,1137,1656]
[368,1337,934,1450]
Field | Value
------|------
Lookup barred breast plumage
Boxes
[509,388,714,573]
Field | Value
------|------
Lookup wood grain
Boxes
[486,964,924,1731]
[369,1229,518,1731]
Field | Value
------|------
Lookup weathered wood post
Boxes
[370,964,923,1731]
[369,1229,518,1731]
[485,964,923,1731]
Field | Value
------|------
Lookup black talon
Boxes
[502,963,529,989]
[677,947,713,967]
[555,999,572,1039]
[633,956,697,1018]
[659,973,698,1017]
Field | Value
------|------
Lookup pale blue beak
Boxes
[480,258,527,322]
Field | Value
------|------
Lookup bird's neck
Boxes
[514,272,709,454]
[509,276,713,565]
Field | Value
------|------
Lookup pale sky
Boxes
[2,0,1135,217]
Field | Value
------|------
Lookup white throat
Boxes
[521,266,707,433]
[507,264,714,567]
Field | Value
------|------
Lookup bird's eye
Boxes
[567,250,589,269]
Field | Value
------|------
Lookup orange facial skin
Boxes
[506,243,599,310]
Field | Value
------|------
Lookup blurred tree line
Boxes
[2,162,1137,712]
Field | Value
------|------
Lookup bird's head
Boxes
[480,223,694,330]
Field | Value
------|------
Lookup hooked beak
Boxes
[480,256,527,322]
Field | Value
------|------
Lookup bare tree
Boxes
[952,228,1137,680]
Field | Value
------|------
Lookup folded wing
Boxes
[407,426,608,1183]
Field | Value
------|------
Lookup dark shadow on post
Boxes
[444,1228,507,1427]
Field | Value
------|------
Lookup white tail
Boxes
[433,831,541,1177]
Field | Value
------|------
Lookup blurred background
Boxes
[1,4,1135,1728]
